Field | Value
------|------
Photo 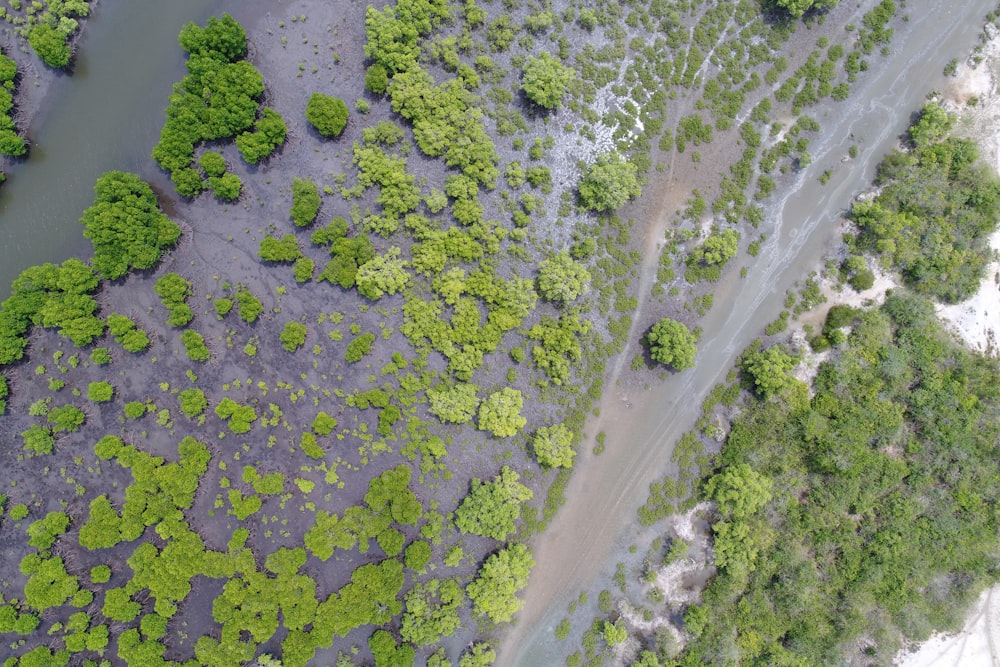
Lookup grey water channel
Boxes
[0,0,229,298]
[502,1,998,663]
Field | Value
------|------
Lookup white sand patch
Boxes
[934,229,1000,356]
[896,585,1000,667]
[790,330,832,389]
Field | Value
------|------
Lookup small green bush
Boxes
[87,381,115,403]
[305,93,349,138]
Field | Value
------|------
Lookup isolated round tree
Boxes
[578,152,642,212]
[742,344,798,398]
[537,251,591,304]
[646,317,697,370]
[477,388,526,437]
[306,93,349,138]
[532,423,576,468]
[521,52,574,109]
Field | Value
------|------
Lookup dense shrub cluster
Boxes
[152,14,285,196]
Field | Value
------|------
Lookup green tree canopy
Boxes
[290,176,321,227]
[742,344,799,399]
[521,51,575,109]
[767,0,839,18]
[537,251,591,304]
[646,317,698,370]
[466,543,534,624]
[909,101,953,147]
[80,172,180,280]
[532,423,576,468]
[454,466,533,539]
[428,382,479,424]
[356,247,410,300]
[400,578,464,646]
[28,24,71,68]
[578,152,641,212]
[704,463,773,521]
[477,388,526,437]
[305,93,349,138]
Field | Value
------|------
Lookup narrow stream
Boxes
[502,2,997,664]
[0,0,226,297]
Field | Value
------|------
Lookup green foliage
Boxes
[312,411,337,436]
[28,23,71,67]
[155,272,193,329]
[404,540,432,572]
[325,558,405,637]
[365,465,422,525]
[477,388,526,437]
[293,256,315,283]
[401,578,464,646]
[455,466,532,539]
[742,343,799,399]
[767,0,839,17]
[428,382,479,424]
[209,173,242,201]
[525,310,587,386]
[603,620,627,646]
[909,101,953,147]
[537,251,591,304]
[290,176,322,227]
[153,15,276,190]
[80,171,180,280]
[178,388,207,418]
[460,643,496,667]
[228,489,262,520]
[47,403,85,432]
[107,313,151,352]
[90,564,111,584]
[199,151,227,177]
[467,543,534,623]
[280,321,308,352]
[369,629,416,667]
[26,511,69,550]
[646,317,698,371]
[850,132,1000,303]
[22,554,79,611]
[235,287,263,323]
[235,107,288,165]
[180,329,211,362]
[680,292,1000,664]
[357,247,410,300]
[21,424,55,455]
[686,228,740,281]
[533,423,576,468]
[306,93,349,137]
[387,64,499,185]
[578,152,642,212]
[259,234,302,262]
[346,332,376,362]
[215,397,257,433]
[521,51,574,109]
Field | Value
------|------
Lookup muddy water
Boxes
[0,0,229,297]
[502,2,998,664]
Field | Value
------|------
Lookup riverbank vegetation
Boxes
[592,83,1000,667]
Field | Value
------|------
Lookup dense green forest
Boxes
[612,100,1000,667]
